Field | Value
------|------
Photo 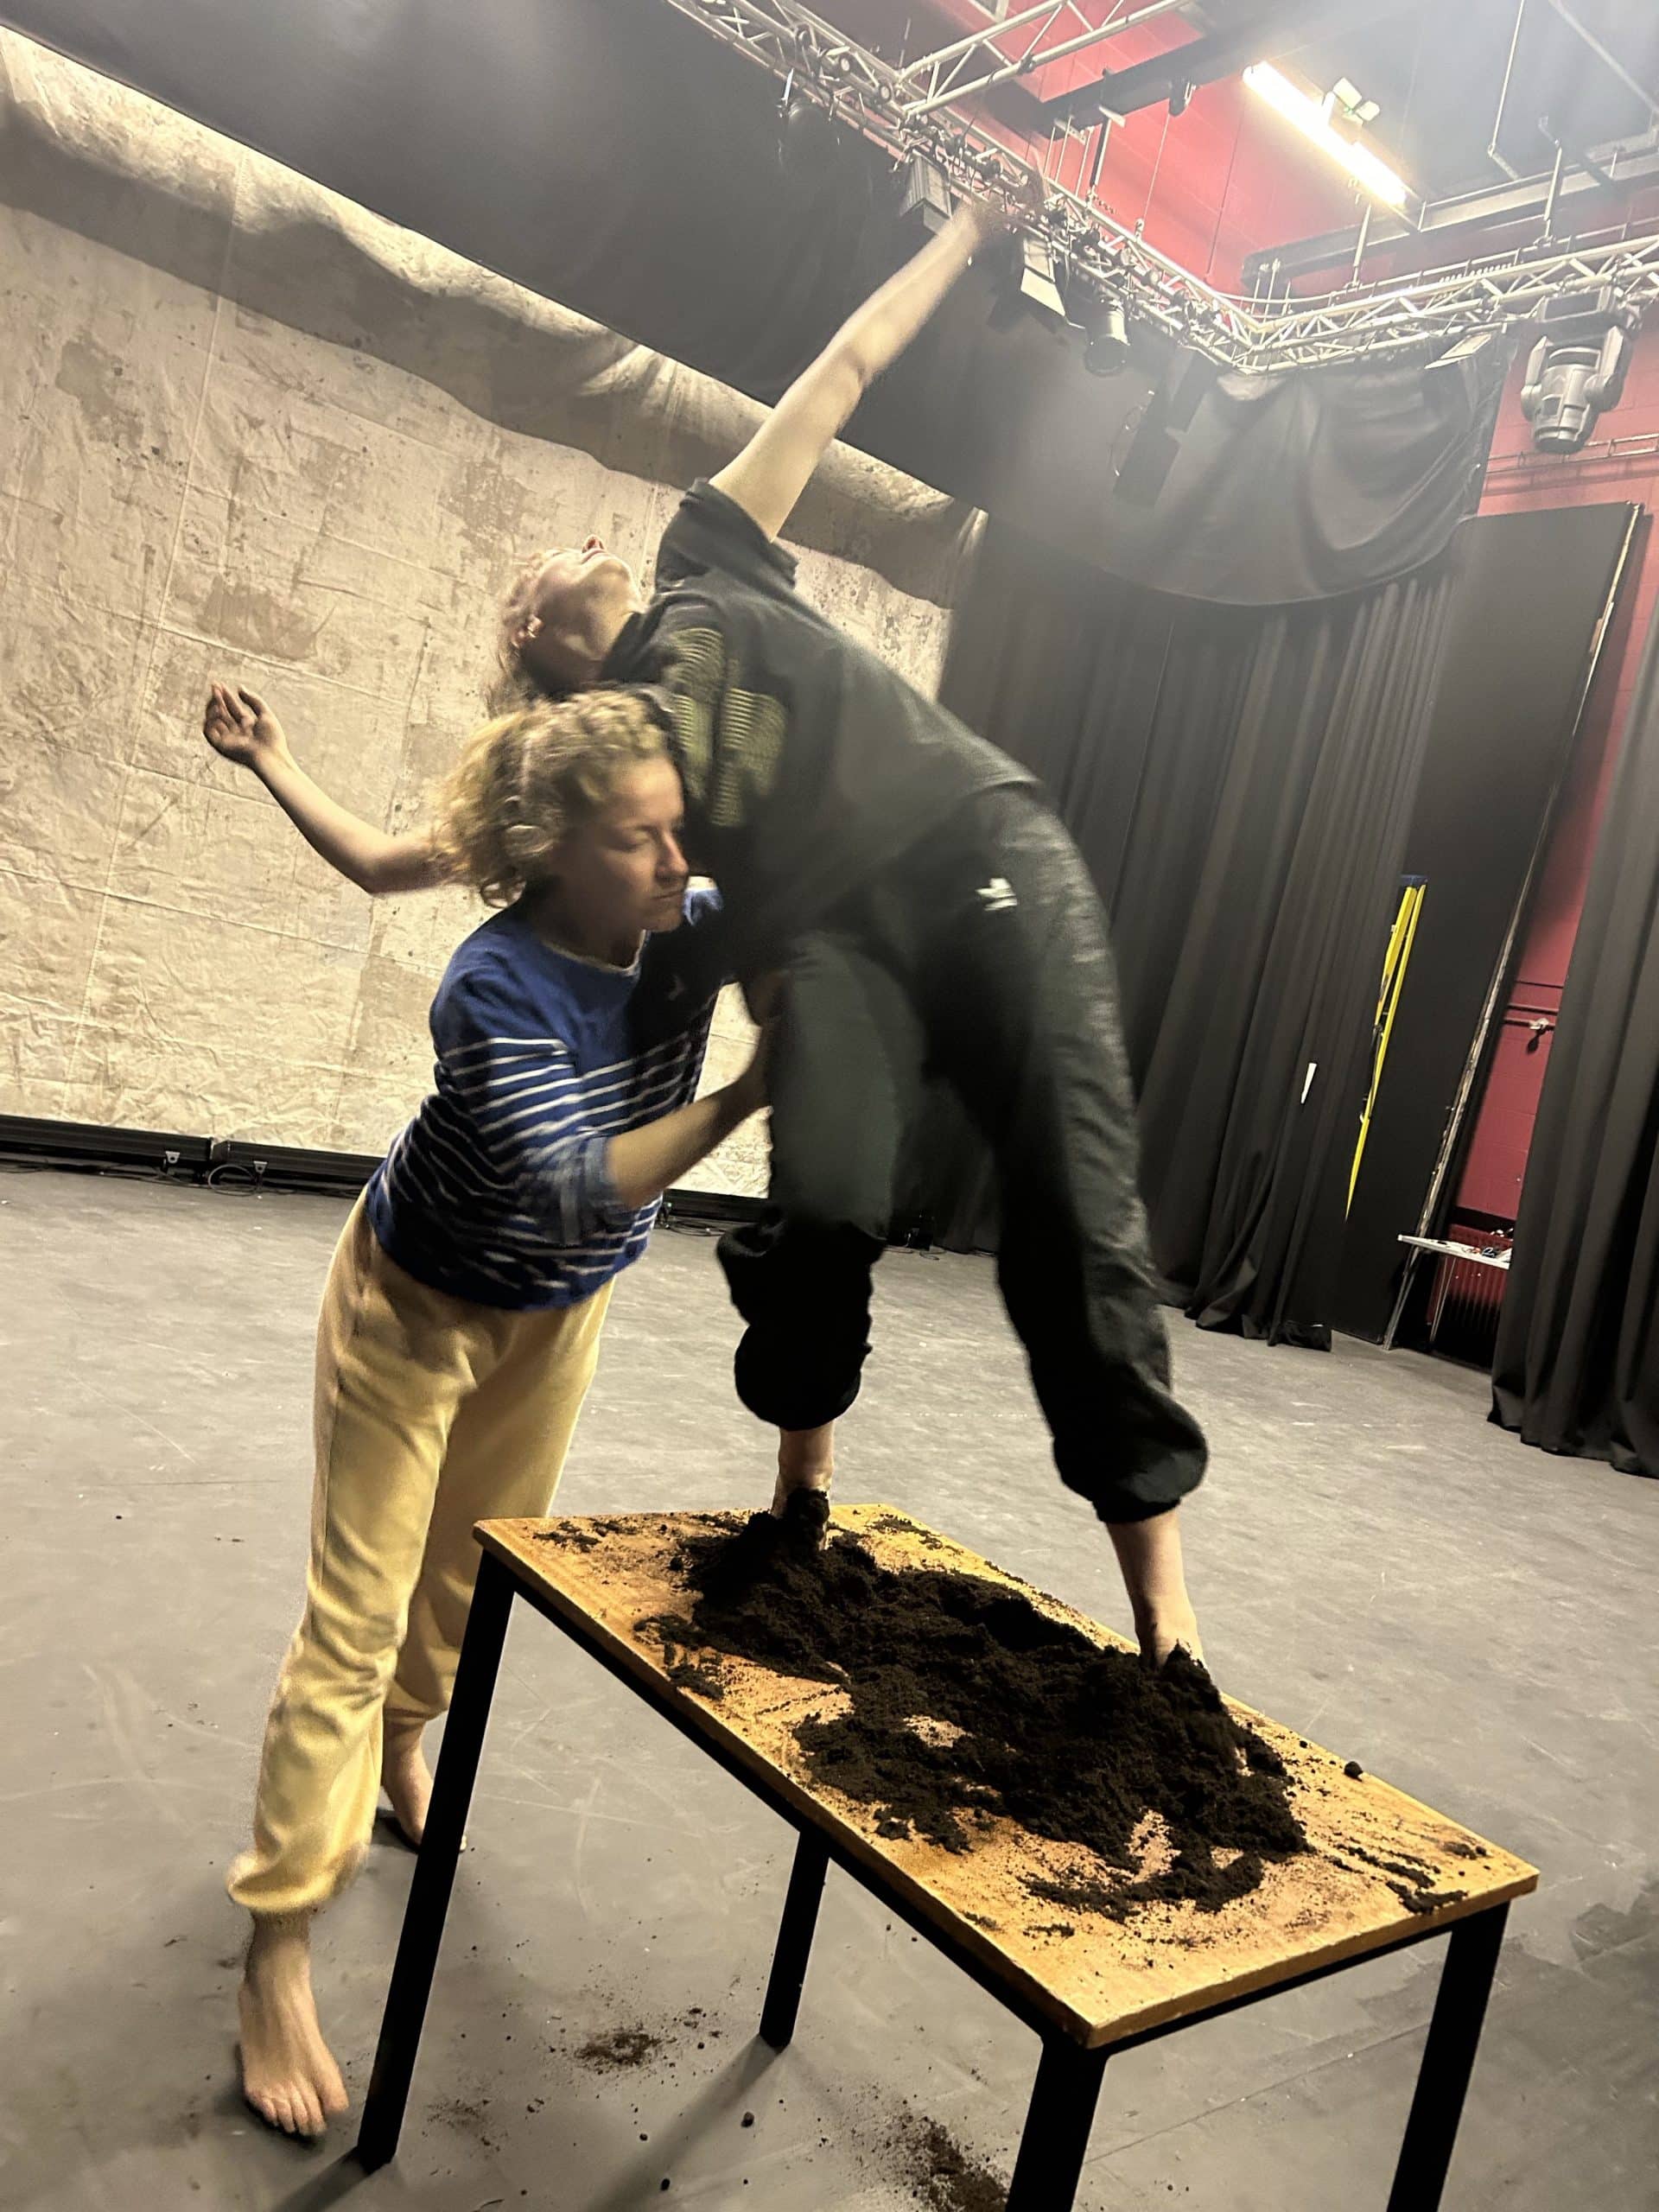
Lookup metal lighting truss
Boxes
[658,0,1659,371]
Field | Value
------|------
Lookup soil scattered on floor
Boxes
[886,2110,1007,2212]
[428,2092,497,2150]
[575,2027,664,2071]
[639,1499,1307,1918]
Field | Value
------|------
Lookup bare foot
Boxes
[771,1422,835,1517]
[1136,1603,1205,1672]
[237,1914,349,2138]
[381,1720,467,1853]
[380,1720,435,1849]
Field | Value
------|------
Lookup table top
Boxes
[477,1504,1536,2049]
[1398,1235,1510,1268]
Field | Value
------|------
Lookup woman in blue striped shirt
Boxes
[205,682,767,2138]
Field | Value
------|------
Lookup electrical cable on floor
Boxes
[0,1153,186,1185]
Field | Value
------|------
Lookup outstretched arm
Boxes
[711,186,1019,543]
[202,683,443,896]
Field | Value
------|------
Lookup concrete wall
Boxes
[0,29,971,1196]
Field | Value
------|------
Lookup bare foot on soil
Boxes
[771,1423,835,1518]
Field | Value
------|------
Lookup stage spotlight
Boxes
[1430,329,1501,368]
[778,88,839,191]
[1423,327,1502,404]
[986,227,1065,329]
[1014,232,1066,319]
[1521,289,1638,453]
[995,239,1071,329]
[988,230,1068,329]
[898,152,953,236]
[1077,287,1131,376]
[1522,328,1631,451]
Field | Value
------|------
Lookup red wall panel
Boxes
[1454,346,1656,1219]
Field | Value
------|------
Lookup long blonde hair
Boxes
[430,690,669,907]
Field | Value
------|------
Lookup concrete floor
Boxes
[1,1169,1655,2212]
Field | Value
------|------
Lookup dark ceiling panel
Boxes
[1285,0,1657,199]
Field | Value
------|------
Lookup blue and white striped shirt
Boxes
[365,890,727,1308]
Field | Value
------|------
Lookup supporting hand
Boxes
[741,969,787,1027]
[729,1016,776,1121]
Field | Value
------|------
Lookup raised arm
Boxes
[710,185,1019,543]
[202,683,444,896]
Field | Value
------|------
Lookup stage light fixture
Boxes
[1424,327,1503,406]
[1431,330,1502,367]
[1067,281,1131,376]
[1016,232,1066,320]
[1521,289,1637,453]
[778,86,840,189]
[1332,77,1382,126]
[987,228,1068,330]
[1243,61,1409,208]
[898,152,953,235]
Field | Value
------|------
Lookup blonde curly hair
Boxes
[429,689,671,908]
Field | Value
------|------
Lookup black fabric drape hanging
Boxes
[1492,598,1659,1478]
[909,520,1455,1347]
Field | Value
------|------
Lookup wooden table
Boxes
[356,1506,1536,2209]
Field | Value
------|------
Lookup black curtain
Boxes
[911,521,1455,1347]
[1332,500,1638,1341]
[2,0,1503,601]
[1492,599,1659,1478]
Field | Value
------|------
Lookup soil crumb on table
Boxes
[639,1500,1307,1919]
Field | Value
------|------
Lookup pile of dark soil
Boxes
[640,1503,1306,1917]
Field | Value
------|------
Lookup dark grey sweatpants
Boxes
[716,786,1207,1524]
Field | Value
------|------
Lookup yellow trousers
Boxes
[227,1196,612,1917]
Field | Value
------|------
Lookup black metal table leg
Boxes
[356,1551,515,2171]
[1386,1902,1510,2212]
[759,1828,830,2050]
[1004,2032,1110,2212]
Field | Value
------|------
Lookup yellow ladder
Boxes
[1349,879,1426,1216]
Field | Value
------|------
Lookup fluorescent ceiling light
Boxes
[1243,60,1410,208]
